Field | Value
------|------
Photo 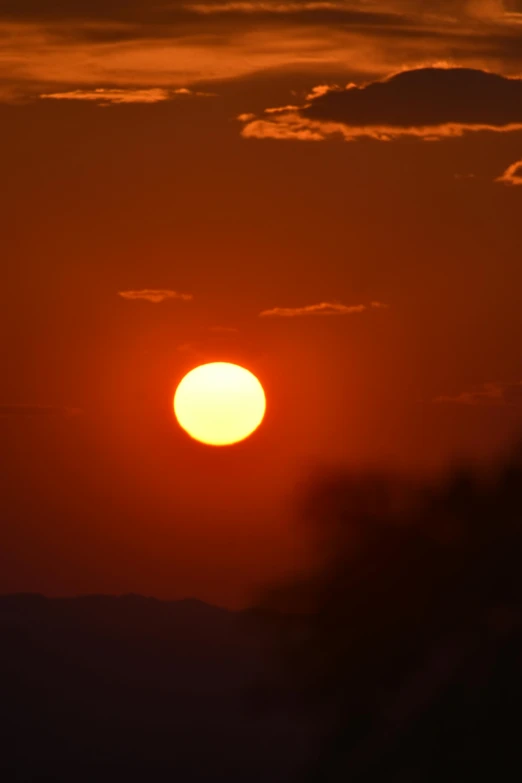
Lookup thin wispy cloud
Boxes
[264,104,301,114]
[435,382,522,406]
[118,289,193,303]
[185,1,350,13]
[40,88,213,105]
[259,301,387,317]
[495,158,522,185]
[0,405,83,418]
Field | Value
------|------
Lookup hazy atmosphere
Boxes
[3,0,522,608]
[2,6,522,779]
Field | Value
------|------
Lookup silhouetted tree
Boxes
[254,443,522,781]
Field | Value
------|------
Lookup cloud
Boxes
[0,405,83,418]
[40,88,170,105]
[3,0,518,25]
[4,2,522,99]
[259,301,387,317]
[303,67,522,127]
[264,104,301,114]
[0,0,393,22]
[495,158,522,185]
[240,67,522,141]
[118,289,193,303]
[184,0,522,29]
[305,84,338,100]
[185,1,360,14]
[40,87,214,105]
[172,87,216,97]
[435,381,522,406]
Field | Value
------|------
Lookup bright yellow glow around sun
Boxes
[174,362,266,446]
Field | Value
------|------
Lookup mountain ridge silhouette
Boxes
[0,592,312,783]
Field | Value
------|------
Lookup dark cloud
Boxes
[0,0,407,26]
[3,1,522,100]
[183,2,407,27]
[0,1,160,22]
[241,67,522,141]
[1,0,520,44]
[0,0,403,29]
[2,0,521,29]
[303,68,522,128]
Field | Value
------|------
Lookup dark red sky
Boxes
[2,0,522,607]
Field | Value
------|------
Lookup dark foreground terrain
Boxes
[3,448,522,783]
[1,586,522,782]
[0,594,312,782]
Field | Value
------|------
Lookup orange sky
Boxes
[2,0,522,607]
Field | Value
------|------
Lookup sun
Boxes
[174,362,266,446]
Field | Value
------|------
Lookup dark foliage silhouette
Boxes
[253,444,522,781]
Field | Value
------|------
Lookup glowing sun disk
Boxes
[174,362,266,446]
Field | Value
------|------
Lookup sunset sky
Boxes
[3,0,522,607]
